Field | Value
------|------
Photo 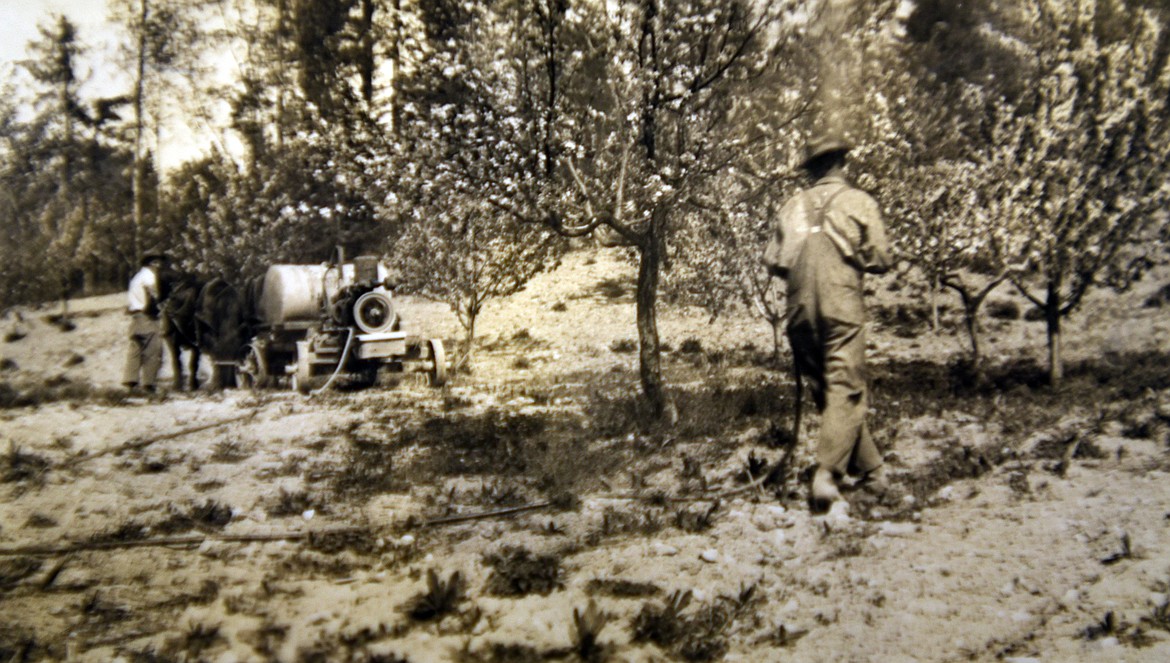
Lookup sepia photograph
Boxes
[1,0,1169,660]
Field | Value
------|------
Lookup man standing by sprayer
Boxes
[123,250,168,393]
[764,133,893,512]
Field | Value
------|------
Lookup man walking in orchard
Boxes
[123,249,169,393]
[764,132,893,512]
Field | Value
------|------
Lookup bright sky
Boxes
[0,0,116,81]
[0,0,228,169]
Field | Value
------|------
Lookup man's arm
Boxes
[852,193,892,274]
[763,220,787,278]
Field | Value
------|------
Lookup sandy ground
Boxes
[1,248,1170,662]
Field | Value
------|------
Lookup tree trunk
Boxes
[131,0,149,265]
[1045,282,1063,385]
[930,272,940,332]
[390,0,402,134]
[462,311,477,371]
[635,237,674,422]
[771,318,785,366]
[963,302,980,364]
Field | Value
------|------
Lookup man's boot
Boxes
[858,465,889,494]
[811,466,840,513]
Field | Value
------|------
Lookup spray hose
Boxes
[309,327,355,397]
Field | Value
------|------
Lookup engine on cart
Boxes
[239,255,446,393]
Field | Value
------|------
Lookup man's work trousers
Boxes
[124,312,162,388]
[785,232,882,477]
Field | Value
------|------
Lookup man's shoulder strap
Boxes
[810,183,851,228]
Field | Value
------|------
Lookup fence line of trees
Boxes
[2,0,1168,407]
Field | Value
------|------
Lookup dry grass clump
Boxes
[402,569,466,621]
[267,488,328,518]
[333,434,400,498]
[586,578,661,598]
[632,585,762,662]
[484,546,564,597]
[154,500,234,535]
[210,438,254,463]
[0,376,124,409]
[2,442,50,485]
[0,557,42,591]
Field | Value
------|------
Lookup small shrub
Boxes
[1143,283,1170,308]
[155,500,233,534]
[0,358,17,371]
[595,278,627,300]
[0,557,42,590]
[1101,533,1133,565]
[63,354,85,367]
[673,502,721,533]
[211,439,253,463]
[1024,306,1046,322]
[485,546,563,597]
[2,443,50,485]
[24,513,57,528]
[267,489,323,518]
[609,338,637,354]
[45,314,76,332]
[3,330,26,343]
[987,300,1021,320]
[177,622,221,659]
[1141,597,1170,632]
[306,529,380,555]
[587,578,661,598]
[678,338,704,355]
[551,301,567,312]
[632,590,692,646]
[1081,611,1118,640]
[403,569,466,621]
[477,479,524,506]
[511,357,532,370]
[598,507,663,539]
[88,520,150,544]
[572,599,610,662]
[333,435,398,497]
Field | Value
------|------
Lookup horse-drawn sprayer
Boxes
[235,255,447,393]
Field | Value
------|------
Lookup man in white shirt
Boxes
[123,251,168,392]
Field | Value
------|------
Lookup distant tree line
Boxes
[2,0,1168,409]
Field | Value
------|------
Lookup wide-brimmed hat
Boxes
[802,132,851,169]
[140,248,169,266]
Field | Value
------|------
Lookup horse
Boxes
[159,272,207,391]
[194,277,259,388]
[159,273,260,390]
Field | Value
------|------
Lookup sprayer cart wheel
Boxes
[427,338,447,387]
[238,342,271,390]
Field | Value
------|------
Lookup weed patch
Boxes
[89,520,151,544]
[609,338,637,353]
[307,528,380,555]
[484,546,564,597]
[0,376,123,409]
[154,500,234,535]
[333,432,401,499]
[0,557,42,591]
[267,489,328,518]
[2,442,50,485]
[403,569,466,621]
[587,578,661,598]
[210,438,253,463]
[592,277,630,301]
[594,506,664,541]
[987,300,1021,320]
